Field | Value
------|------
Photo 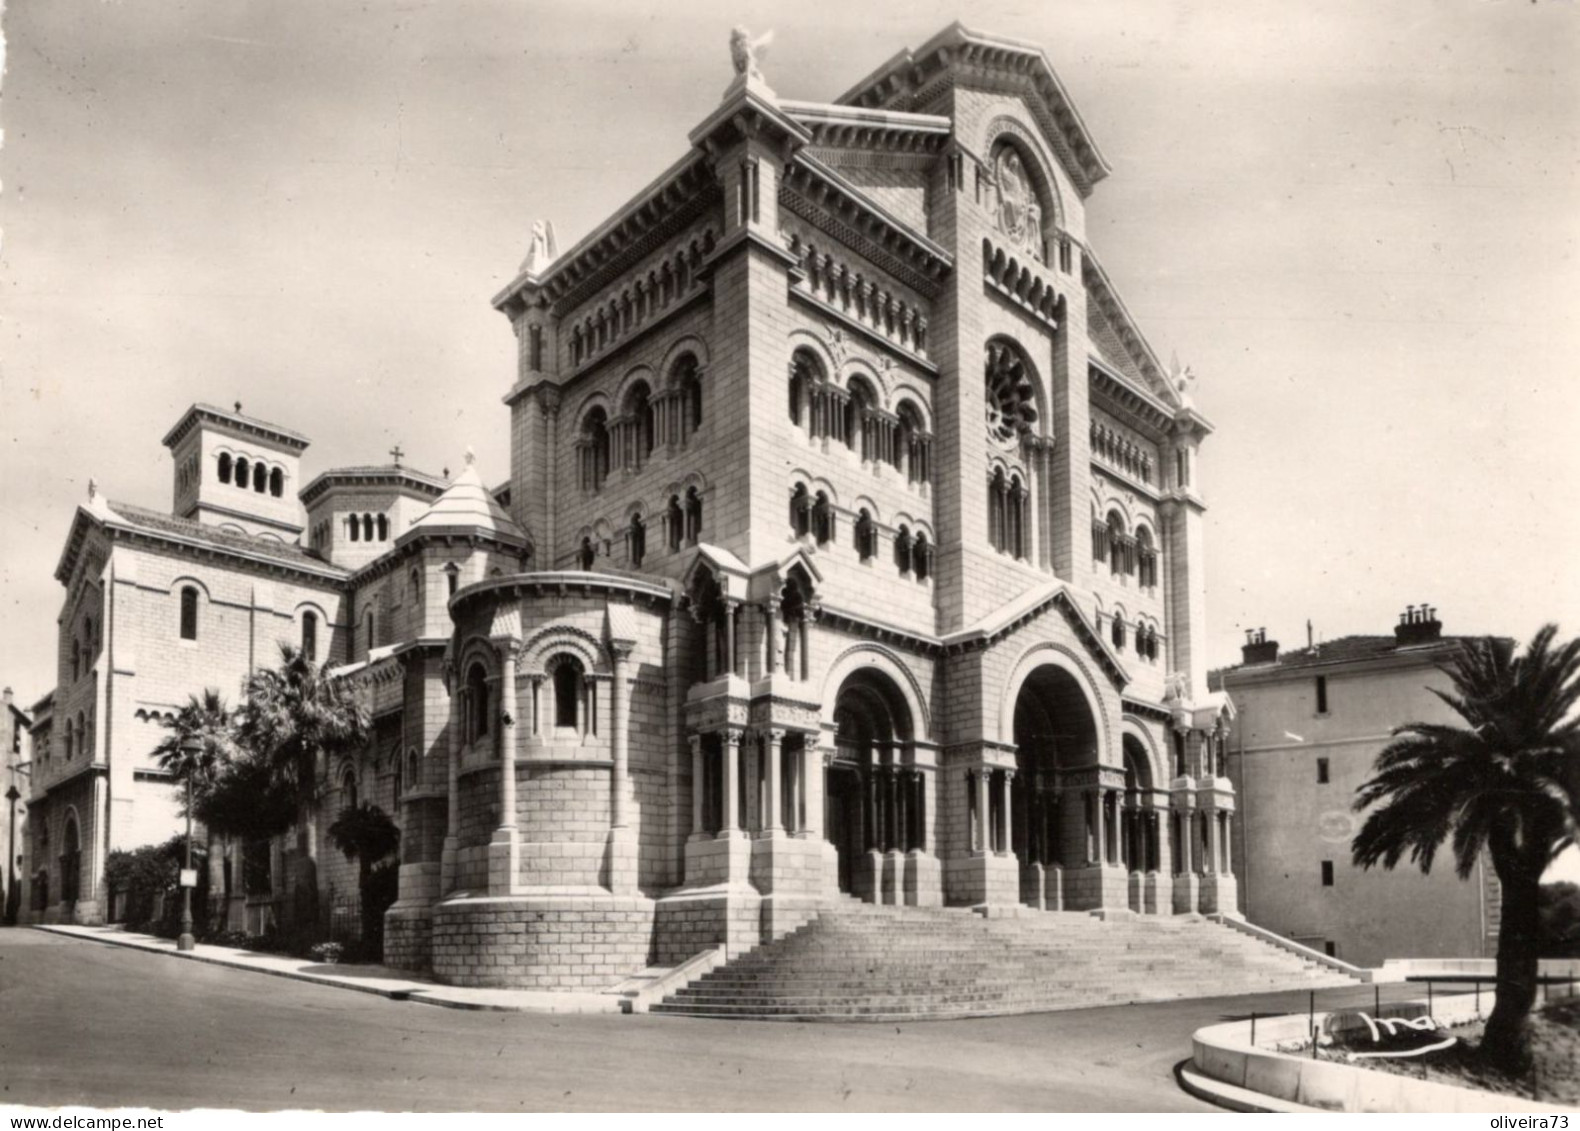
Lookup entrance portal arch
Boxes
[827,667,922,900]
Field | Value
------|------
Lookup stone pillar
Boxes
[998,770,1015,855]
[1091,788,1105,866]
[721,728,743,838]
[606,640,636,894]
[763,600,779,676]
[488,647,520,895]
[1221,812,1233,874]
[723,601,739,678]
[974,770,990,855]
[763,729,784,835]
[609,642,632,829]
[441,681,462,895]
[689,734,706,840]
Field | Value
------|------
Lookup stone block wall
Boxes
[432,894,655,990]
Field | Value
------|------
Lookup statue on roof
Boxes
[729,26,773,83]
[520,220,558,275]
[1167,351,1197,408]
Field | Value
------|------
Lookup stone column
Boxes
[975,770,991,855]
[606,639,636,893]
[488,646,520,895]
[721,728,743,838]
[608,642,632,829]
[1221,812,1233,874]
[689,734,706,839]
[441,676,462,894]
[763,599,779,676]
[764,729,784,835]
[999,770,1015,855]
[723,601,739,678]
[1091,788,1105,866]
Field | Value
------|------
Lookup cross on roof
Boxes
[389,444,404,467]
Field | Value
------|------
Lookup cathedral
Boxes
[31,23,1241,993]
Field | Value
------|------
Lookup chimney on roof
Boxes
[1394,603,1443,647]
[1242,627,1279,665]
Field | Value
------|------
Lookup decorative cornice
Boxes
[161,403,310,453]
[1088,360,1174,442]
[299,466,447,507]
[492,156,719,319]
[450,571,676,617]
[780,156,952,296]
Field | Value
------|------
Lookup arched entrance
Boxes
[1120,733,1161,910]
[829,670,917,900]
[1010,663,1100,909]
[60,814,81,909]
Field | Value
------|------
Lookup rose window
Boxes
[985,340,1038,446]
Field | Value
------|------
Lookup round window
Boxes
[985,340,1038,446]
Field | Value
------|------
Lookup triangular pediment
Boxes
[835,23,1111,197]
[941,579,1130,690]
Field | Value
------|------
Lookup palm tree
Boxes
[151,689,233,945]
[235,643,370,933]
[1352,624,1580,1076]
[236,643,370,813]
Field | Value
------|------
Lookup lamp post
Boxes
[177,738,197,952]
[5,780,20,927]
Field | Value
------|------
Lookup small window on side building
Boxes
[1317,757,1330,784]
[1316,675,1329,714]
[1320,860,1334,887]
[179,586,199,641]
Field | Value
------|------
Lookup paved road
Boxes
[0,928,1419,1112]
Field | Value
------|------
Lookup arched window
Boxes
[551,657,583,730]
[895,402,924,478]
[64,722,74,761]
[71,638,80,682]
[253,463,268,493]
[684,487,703,544]
[580,407,611,492]
[789,483,811,538]
[465,662,490,744]
[673,355,703,438]
[913,533,932,581]
[341,768,358,810]
[405,749,419,796]
[362,514,374,543]
[363,610,376,654]
[234,458,250,491]
[301,611,318,663]
[348,514,360,543]
[218,453,233,484]
[667,495,684,551]
[269,467,284,497]
[1136,527,1157,588]
[893,525,913,573]
[625,382,654,466]
[846,377,876,457]
[579,537,596,570]
[629,515,646,567]
[179,586,199,641]
[77,712,88,759]
[1111,615,1127,650]
[409,567,422,606]
[445,563,460,597]
[376,514,389,541]
[1107,511,1126,577]
[855,509,877,562]
[1007,474,1026,560]
[788,358,806,427]
[812,491,834,545]
[989,468,1008,552]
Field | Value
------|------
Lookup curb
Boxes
[33,926,620,1015]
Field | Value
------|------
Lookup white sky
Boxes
[2,1,1577,772]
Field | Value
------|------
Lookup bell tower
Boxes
[161,402,309,541]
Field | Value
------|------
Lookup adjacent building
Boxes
[1215,608,1501,968]
[30,25,1245,992]
[2,689,32,923]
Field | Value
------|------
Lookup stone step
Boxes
[654,899,1359,1020]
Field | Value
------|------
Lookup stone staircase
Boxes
[651,899,1358,1021]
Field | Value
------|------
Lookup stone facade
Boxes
[28,25,1239,992]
